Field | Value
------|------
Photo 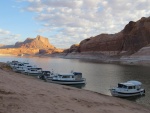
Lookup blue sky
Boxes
[0,0,150,48]
[0,1,40,40]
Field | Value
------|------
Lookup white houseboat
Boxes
[27,68,43,76]
[21,65,33,74]
[12,63,30,73]
[8,61,20,68]
[46,72,86,85]
[109,80,145,97]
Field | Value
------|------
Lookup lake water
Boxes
[0,55,150,107]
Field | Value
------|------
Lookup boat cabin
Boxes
[29,68,42,72]
[72,72,82,75]
[26,66,32,68]
[117,81,142,90]
[118,83,135,89]
[110,80,145,97]
[22,63,30,66]
[53,73,83,81]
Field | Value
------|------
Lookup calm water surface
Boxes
[0,55,150,107]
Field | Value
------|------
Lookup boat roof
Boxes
[127,80,142,85]
[119,80,142,86]
[119,82,135,86]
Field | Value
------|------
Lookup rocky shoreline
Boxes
[2,51,150,67]
[36,52,150,67]
[0,62,150,113]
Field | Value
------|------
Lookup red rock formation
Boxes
[69,44,79,52]
[79,33,123,52]
[15,35,55,49]
[78,17,150,56]
[0,35,63,55]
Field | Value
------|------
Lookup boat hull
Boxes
[46,79,86,85]
[27,72,43,76]
[110,89,145,97]
[13,69,24,73]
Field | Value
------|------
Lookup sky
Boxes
[0,0,150,49]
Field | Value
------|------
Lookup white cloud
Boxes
[0,28,21,45]
[0,29,10,35]
[26,6,43,12]
[18,0,150,48]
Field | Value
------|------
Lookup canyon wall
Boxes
[69,17,150,56]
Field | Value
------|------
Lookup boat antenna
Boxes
[71,70,74,73]
[52,69,54,74]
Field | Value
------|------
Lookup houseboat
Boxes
[46,72,86,85]
[27,68,43,76]
[109,80,145,97]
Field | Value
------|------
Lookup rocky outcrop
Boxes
[15,35,55,49]
[78,17,150,56]
[0,35,63,55]
[69,44,79,53]
[79,33,123,52]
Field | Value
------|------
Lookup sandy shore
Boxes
[0,63,150,113]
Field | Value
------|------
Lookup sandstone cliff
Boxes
[15,35,55,49]
[0,35,63,55]
[64,44,79,53]
[73,17,150,56]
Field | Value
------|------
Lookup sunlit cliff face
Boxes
[0,35,63,55]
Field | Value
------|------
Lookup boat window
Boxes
[75,75,82,79]
[137,85,141,90]
[128,86,133,89]
[122,85,127,89]
[62,76,70,78]
[118,84,123,88]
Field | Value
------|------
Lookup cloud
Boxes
[0,28,21,45]
[18,0,150,48]
[0,29,10,35]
